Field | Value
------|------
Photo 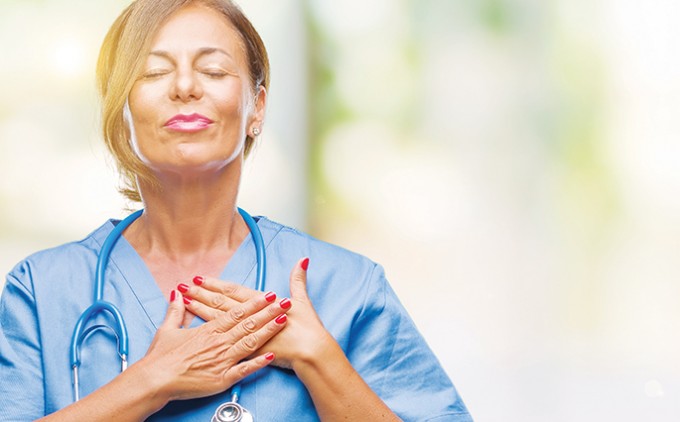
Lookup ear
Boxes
[249,85,267,136]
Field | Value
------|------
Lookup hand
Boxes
[138,289,287,403]
[175,262,400,422]
[265,257,338,370]
[180,258,338,370]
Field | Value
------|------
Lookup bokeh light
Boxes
[51,38,87,77]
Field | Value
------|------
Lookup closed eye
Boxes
[141,69,171,79]
[201,69,229,78]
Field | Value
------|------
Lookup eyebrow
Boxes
[148,47,234,62]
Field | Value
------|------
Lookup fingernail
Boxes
[177,283,189,293]
[280,298,291,310]
[265,352,275,361]
[275,314,287,324]
[170,290,176,302]
[183,296,192,305]
[301,257,310,271]
[193,276,204,286]
[265,291,277,302]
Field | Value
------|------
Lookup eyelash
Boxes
[141,70,227,80]
[202,70,228,78]
[142,70,169,80]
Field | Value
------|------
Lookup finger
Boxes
[207,290,280,333]
[184,286,276,321]
[159,290,186,331]
[184,296,225,322]
[192,276,257,302]
[222,296,290,347]
[179,281,241,313]
[289,257,310,301]
[228,314,288,360]
[223,352,275,388]
[188,290,276,322]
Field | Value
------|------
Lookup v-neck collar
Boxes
[101,217,260,330]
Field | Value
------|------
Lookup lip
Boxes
[164,113,214,133]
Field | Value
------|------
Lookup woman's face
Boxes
[127,4,264,177]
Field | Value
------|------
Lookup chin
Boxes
[150,155,238,177]
[138,141,243,175]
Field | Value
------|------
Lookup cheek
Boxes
[216,102,244,128]
[210,80,250,119]
[128,87,158,129]
[125,86,162,163]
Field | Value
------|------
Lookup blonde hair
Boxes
[96,0,270,202]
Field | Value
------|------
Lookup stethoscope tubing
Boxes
[237,208,266,292]
[69,209,141,400]
[69,208,265,407]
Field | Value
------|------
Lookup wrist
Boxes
[291,334,347,379]
[126,357,173,412]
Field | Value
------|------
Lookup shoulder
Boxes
[255,215,390,323]
[6,220,116,290]
[257,215,381,280]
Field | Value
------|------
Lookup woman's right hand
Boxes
[137,289,290,403]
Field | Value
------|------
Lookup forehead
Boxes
[148,4,246,61]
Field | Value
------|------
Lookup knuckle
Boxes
[267,320,282,333]
[240,333,259,352]
[268,305,281,316]
[237,363,251,378]
[210,309,224,321]
[220,283,239,297]
[242,317,257,333]
[210,295,226,309]
[230,307,246,323]
[220,353,237,368]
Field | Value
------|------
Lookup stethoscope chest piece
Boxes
[212,402,254,422]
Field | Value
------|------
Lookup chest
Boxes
[143,251,234,298]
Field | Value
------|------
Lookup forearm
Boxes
[38,360,168,422]
[293,339,401,422]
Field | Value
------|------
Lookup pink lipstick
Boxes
[164,113,214,133]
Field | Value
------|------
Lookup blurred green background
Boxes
[2,0,680,420]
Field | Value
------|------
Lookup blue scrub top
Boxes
[0,215,472,421]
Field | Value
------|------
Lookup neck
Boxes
[125,160,248,260]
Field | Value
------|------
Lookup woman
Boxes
[0,0,472,420]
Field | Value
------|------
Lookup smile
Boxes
[164,113,214,133]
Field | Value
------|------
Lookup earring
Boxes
[252,127,261,136]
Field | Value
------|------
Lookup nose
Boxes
[170,65,203,102]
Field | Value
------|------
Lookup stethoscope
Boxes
[69,208,266,422]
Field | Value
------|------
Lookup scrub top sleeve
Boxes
[0,268,46,421]
[347,264,472,422]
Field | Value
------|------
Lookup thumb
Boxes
[160,289,186,330]
[289,257,310,301]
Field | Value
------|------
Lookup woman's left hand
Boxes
[179,259,400,421]
[177,258,337,370]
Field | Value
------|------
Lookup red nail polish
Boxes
[301,257,310,271]
[177,283,189,293]
[265,291,276,302]
[183,296,192,305]
[170,290,176,302]
[265,352,275,361]
[280,298,291,310]
[275,314,287,324]
[193,276,204,286]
